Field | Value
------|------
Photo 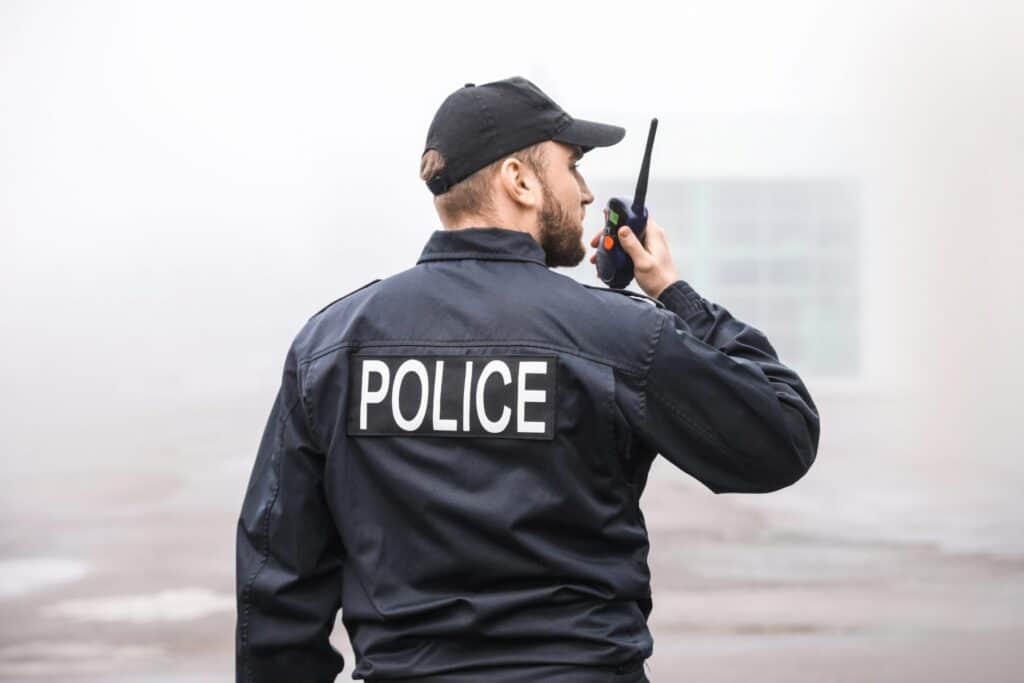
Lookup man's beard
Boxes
[536,179,585,268]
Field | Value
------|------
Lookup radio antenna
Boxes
[632,118,658,215]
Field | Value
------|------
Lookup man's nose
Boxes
[580,182,594,205]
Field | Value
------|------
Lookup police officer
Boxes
[236,76,820,683]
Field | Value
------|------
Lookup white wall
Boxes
[2,0,1021,478]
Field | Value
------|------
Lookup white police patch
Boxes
[347,354,557,440]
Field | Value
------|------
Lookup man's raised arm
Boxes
[641,279,821,493]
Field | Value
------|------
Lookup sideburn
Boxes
[537,177,585,268]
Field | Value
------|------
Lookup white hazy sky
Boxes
[1,1,1022,474]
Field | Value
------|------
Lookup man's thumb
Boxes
[617,227,646,262]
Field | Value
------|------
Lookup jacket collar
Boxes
[416,227,548,267]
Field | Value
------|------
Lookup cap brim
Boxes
[552,117,625,154]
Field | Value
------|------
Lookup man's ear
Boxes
[496,156,542,210]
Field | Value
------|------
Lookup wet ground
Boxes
[1,392,1021,682]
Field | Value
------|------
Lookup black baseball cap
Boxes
[422,76,625,196]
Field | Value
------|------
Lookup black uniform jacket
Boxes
[236,226,820,682]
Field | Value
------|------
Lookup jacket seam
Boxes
[605,365,624,483]
[296,362,323,451]
[584,284,665,309]
[239,394,296,682]
[639,313,667,426]
[310,278,382,320]
[647,384,732,460]
[300,340,647,376]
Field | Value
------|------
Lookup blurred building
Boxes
[586,177,862,380]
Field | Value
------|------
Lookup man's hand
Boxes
[590,209,680,299]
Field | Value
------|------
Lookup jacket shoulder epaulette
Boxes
[582,283,665,309]
[310,278,382,320]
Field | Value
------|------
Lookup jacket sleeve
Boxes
[618,280,821,494]
[236,342,346,682]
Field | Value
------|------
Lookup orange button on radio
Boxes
[603,235,614,250]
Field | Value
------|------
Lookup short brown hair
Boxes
[420,143,547,223]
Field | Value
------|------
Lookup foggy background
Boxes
[1,1,1022,680]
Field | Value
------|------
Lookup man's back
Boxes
[295,228,660,679]
[237,227,820,682]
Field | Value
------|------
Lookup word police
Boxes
[347,354,557,440]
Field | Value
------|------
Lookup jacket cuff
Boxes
[657,280,708,319]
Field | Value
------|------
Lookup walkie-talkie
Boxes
[595,118,658,289]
